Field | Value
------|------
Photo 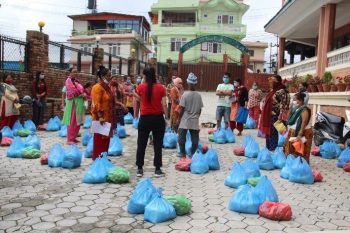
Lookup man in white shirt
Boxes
[216,73,234,129]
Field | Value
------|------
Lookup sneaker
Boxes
[136,169,143,177]
[154,169,165,177]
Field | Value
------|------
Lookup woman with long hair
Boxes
[247,82,263,127]
[62,68,86,144]
[230,78,248,136]
[91,66,115,160]
[109,76,128,125]
[260,75,290,151]
[135,67,167,177]
[32,71,47,126]
[0,74,20,129]
[170,77,183,131]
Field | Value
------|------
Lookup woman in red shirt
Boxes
[136,67,168,177]
[32,71,47,126]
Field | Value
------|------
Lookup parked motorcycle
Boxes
[313,110,350,147]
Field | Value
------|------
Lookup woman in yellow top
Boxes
[91,66,115,160]
[0,74,20,129]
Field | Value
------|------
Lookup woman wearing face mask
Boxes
[259,75,290,151]
[91,66,115,160]
[132,76,142,118]
[32,71,47,126]
[110,76,127,126]
[229,79,248,136]
[124,76,134,116]
[247,82,262,127]
[170,77,183,131]
[62,68,86,145]
[0,74,20,129]
[284,92,312,163]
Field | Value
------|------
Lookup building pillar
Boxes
[177,53,183,78]
[316,4,336,77]
[26,31,49,76]
[301,50,306,61]
[92,48,104,75]
[241,53,249,85]
[278,37,285,69]
[166,58,173,84]
[223,53,228,73]
[290,53,295,64]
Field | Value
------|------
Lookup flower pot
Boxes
[317,84,324,92]
[330,84,337,92]
[322,84,331,92]
[310,85,318,92]
[346,84,350,92]
[336,83,347,92]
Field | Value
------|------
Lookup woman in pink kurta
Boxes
[247,82,263,127]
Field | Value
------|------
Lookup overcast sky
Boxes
[0,0,282,66]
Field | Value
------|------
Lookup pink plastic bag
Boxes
[312,170,323,182]
[175,158,192,171]
[233,146,245,156]
[259,201,292,221]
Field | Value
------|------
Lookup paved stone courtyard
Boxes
[0,92,350,233]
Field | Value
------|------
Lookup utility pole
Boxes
[269,42,278,73]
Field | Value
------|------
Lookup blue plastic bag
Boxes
[337,148,350,168]
[82,132,92,146]
[289,156,314,184]
[236,107,249,124]
[144,188,177,223]
[128,177,157,214]
[132,118,139,129]
[124,113,133,124]
[278,133,287,147]
[62,145,82,169]
[245,139,259,158]
[190,150,209,174]
[46,118,60,131]
[205,148,220,170]
[225,128,235,143]
[7,137,25,158]
[280,154,296,179]
[83,153,115,184]
[108,135,123,156]
[257,147,275,170]
[12,120,23,136]
[1,126,14,138]
[214,128,227,144]
[225,162,248,188]
[163,129,178,149]
[242,159,261,178]
[24,135,41,150]
[24,120,36,133]
[85,138,93,158]
[117,124,126,138]
[273,147,286,169]
[83,116,92,129]
[243,135,254,148]
[245,117,256,129]
[48,144,66,167]
[58,125,67,138]
[320,140,341,159]
[228,184,261,214]
[53,116,62,127]
[254,176,279,203]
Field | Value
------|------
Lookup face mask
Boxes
[39,74,44,80]
[103,79,109,84]
[292,100,298,106]
[234,82,239,87]
[223,78,229,84]
[252,85,257,90]
[127,80,131,84]
[136,79,141,84]
[5,80,13,85]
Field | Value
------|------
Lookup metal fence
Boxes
[0,35,28,72]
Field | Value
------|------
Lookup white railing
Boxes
[278,57,317,78]
[200,24,246,33]
[161,22,196,27]
[327,45,350,70]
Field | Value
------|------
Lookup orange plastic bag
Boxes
[1,137,13,147]
[292,140,304,155]
[40,153,48,165]
[312,170,323,182]
[233,146,245,156]
[259,201,292,221]
[311,147,320,156]
[175,158,192,171]
[343,163,350,172]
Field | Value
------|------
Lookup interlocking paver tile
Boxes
[56,219,78,227]
[31,222,56,230]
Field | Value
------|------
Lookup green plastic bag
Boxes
[165,195,192,216]
[208,134,215,142]
[22,147,41,159]
[18,129,31,137]
[247,177,261,187]
[107,168,130,184]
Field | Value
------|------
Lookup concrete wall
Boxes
[73,20,88,31]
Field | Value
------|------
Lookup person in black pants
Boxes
[135,67,168,177]
[32,71,47,126]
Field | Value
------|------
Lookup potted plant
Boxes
[307,76,318,92]
[345,75,350,91]
[335,76,346,92]
[313,76,323,92]
[322,71,332,92]
[330,78,338,92]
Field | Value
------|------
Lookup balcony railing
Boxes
[327,45,350,70]
[72,28,133,36]
[278,57,317,78]
[160,22,196,27]
[200,24,246,34]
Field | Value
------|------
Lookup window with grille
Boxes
[229,16,235,24]
[171,38,187,51]
[217,15,222,24]
[111,65,120,75]
[208,42,222,54]
[80,44,92,56]
[109,43,121,56]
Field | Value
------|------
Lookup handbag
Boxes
[273,121,287,134]
[236,107,249,124]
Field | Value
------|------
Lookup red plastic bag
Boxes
[259,201,292,221]
[311,147,320,156]
[233,146,245,156]
[312,170,323,182]
[201,144,208,154]
[40,153,48,165]
[208,128,216,135]
[343,163,350,172]
[1,137,13,147]
[175,158,192,171]
[37,124,47,131]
